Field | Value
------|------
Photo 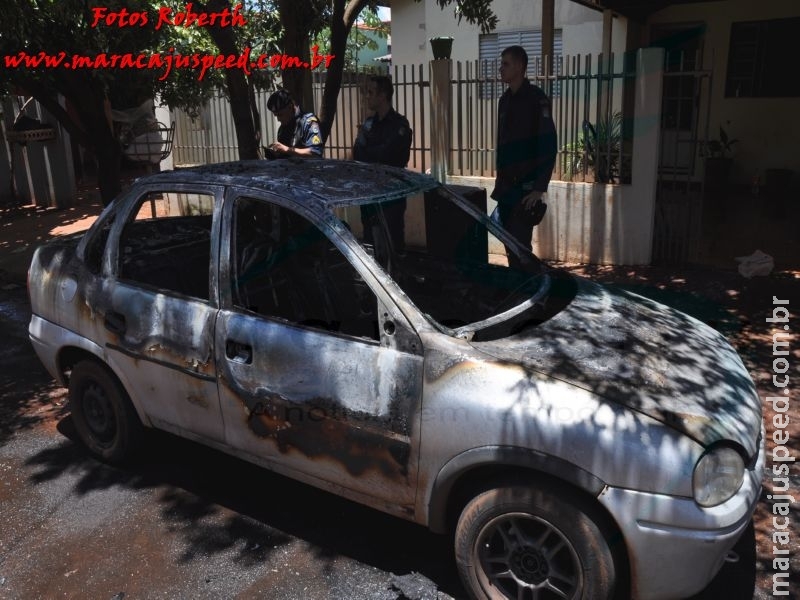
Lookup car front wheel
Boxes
[455,485,617,600]
[69,360,143,464]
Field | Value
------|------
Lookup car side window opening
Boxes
[83,209,117,275]
[232,196,380,341]
[336,189,544,331]
[117,191,215,301]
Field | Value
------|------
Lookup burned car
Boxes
[28,160,763,599]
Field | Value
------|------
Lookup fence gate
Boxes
[651,30,713,265]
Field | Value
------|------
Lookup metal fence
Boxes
[172,53,635,183]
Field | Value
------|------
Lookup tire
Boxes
[455,485,616,600]
[69,360,143,464]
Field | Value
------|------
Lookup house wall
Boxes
[391,0,628,65]
[647,0,800,185]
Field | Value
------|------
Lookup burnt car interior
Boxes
[232,196,380,341]
[339,189,548,336]
[105,185,556,342]
[117,192,214,301]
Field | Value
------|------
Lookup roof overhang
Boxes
[568,0,725,22]
[376,0,724,23]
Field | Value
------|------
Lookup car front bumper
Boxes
[598,427,765,600]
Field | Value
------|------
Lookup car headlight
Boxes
[693,447,745,507]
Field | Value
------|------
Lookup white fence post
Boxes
[429,59,452,182]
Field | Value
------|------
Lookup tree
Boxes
[2,0,155,203]
[1,0,494,204]
[196,0,281,162]
[278,0,497,142]
[0,0,279,204]
[314,8,388,74]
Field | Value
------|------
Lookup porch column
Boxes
[631,47,665,264]
[429,58,452,183]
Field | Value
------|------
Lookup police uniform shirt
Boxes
[492,79,557,201]
[277,108,324,157]
[352,109,411,168]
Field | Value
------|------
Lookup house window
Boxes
[725,17,800,98]
[479,29,563,99]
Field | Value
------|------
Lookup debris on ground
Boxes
[388,571,448,600]
[735,249,774,278]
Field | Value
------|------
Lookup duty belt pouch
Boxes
[530,199,547,226]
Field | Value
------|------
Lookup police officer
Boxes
[492,45,557,270]
[353,75,411,167]
[266,89,324,158]
[353,76,412,252]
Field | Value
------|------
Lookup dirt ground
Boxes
[1,196,798,598]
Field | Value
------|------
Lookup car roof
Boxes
[138,159,439,207]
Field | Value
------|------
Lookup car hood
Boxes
[472,276,762,456]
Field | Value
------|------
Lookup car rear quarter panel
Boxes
[28,240,158,427]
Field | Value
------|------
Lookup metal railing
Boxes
[172,53,635,183]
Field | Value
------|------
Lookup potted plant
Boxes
[561,112,631,184]
[429,37,454,60]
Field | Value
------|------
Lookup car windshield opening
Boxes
[334,186,547,334]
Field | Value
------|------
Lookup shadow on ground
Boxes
[25,417,463,597]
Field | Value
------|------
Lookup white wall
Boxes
[391,0,428,66]
[648,0,800,184]
[391,0,626,65]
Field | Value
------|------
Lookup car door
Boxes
[215,191,424,511]
[97,184,225,442]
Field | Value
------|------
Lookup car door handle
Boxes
[104,311,127,335]
[225,340,253,364]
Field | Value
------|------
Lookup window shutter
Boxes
[478,29,563,97]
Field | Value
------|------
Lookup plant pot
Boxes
[430,37,454,60]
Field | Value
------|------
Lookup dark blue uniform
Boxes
[492,79,557,201]
[353,109,412,253]
[492,79,557,267]
[278,110,324,157]
[352,109,411,168]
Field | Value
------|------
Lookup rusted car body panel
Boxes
[28,160,764,599]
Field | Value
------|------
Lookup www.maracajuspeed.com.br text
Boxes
[3,46,335,81]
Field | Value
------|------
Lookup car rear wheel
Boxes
[69,360,143,464]
[455,485,616,600]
